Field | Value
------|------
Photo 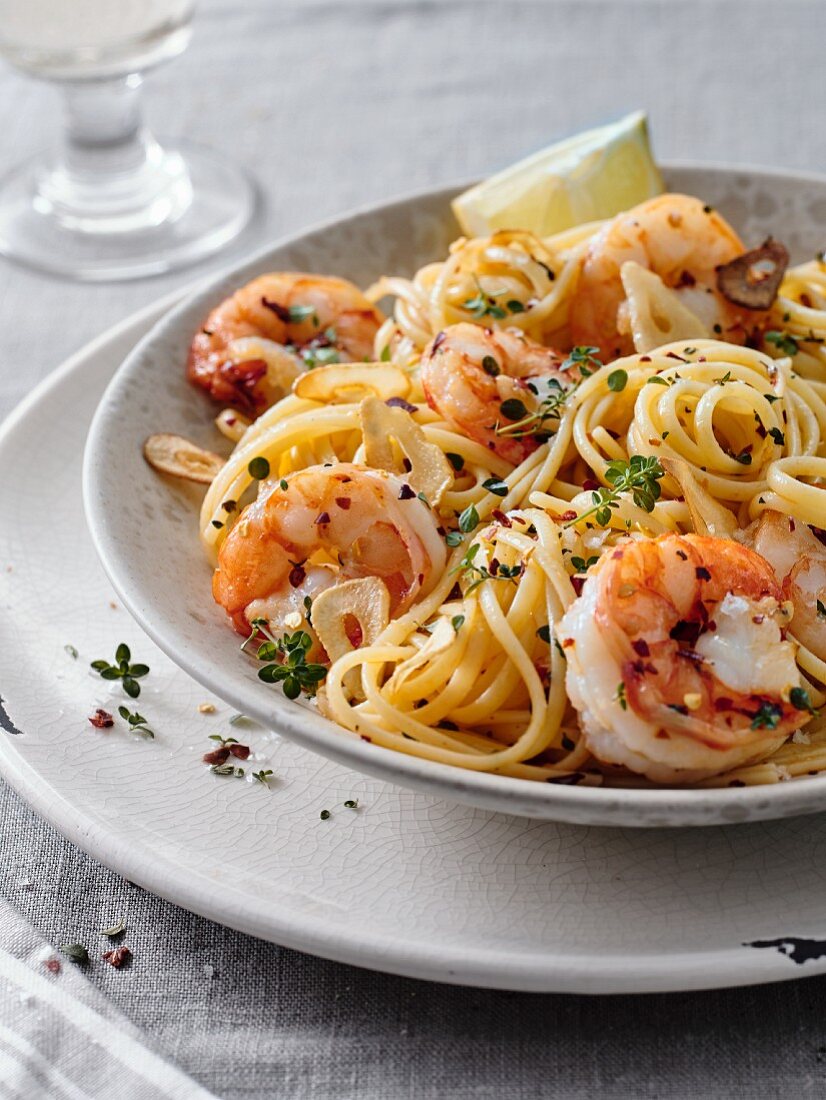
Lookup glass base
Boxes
[0,140,256,281]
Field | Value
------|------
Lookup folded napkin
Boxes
[0,896,216,1100]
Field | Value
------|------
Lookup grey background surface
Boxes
[3,1,826,1095]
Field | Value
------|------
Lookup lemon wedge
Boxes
[452,111,664,238]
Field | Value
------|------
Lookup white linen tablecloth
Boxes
[3,2,826,1096]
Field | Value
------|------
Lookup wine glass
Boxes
[0,0,255,281]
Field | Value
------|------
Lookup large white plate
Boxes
[5,292,826,991]
[83,165,826,827]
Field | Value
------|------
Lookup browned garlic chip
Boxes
[143,433,225,484]
[360,396,452,507]
[293,363,410,403]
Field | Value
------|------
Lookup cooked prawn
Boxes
[556,534,808,783]
[748,511,826,664]
[569,193,768,360]
[212,463,446,639]
[188,273,384,412]
[420,322,569,465]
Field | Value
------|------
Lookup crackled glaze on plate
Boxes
[83,166,826,827]
[3,286,826,991]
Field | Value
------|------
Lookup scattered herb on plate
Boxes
[118,706,155,739]
[90,644,149,699]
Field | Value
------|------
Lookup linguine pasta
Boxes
[168,194,826,790]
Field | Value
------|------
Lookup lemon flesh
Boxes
[452,111,664,238]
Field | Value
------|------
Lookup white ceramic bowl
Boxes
[84,164,826,827]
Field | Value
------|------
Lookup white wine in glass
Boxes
[0,0,255,281]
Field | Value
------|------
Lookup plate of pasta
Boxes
[84,157,826,827]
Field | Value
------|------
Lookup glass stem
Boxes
[38,74,191,231]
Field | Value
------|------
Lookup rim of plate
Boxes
[82,161,826,828]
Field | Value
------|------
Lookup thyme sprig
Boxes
[117,706,154,739]
[462,277,525,321]
[561,345,602,376]
[765,330,799,357]
[90,644,149,699]
[455,543,522,594]
[564,455,665,529]
[495,377,572,439]
[255,627,327,700]
[496,346,600,440]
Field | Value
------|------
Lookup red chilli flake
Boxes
[203,746,230,765]
[385,396,418,413]
[695,566,712,581]
[229,743,250,760]
[571,576,585,596]
[288,564,306,588]
[491,509,512,527]
[89,709,114,729]
[560,510,577,522]
[44,958,61,974]
[398,484,416,500]
[315,512,331,525]
[334,497,351,510]
[260,296,291,323]
[432,331,446,351]
[581,478,600,492]
[632,639,651,657]
[223,359,267,384]
[102,946,131,969]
